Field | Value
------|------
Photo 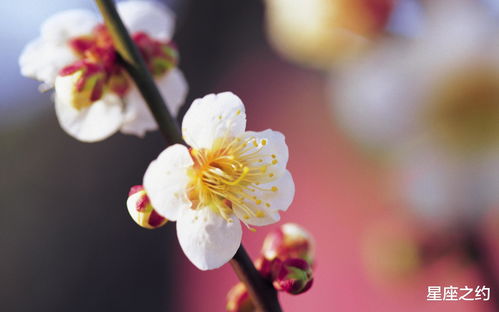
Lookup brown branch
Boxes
[230,245,282,312]
[94,1,282,310]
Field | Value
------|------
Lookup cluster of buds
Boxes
[127,185,167,229]
[227,223,315,311]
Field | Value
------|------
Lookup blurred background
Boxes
[2,0,499,311]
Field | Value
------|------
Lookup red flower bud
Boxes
[127,185,167,229]
[261,223,315,265]
[226,283,255,312]
[272,258,314,295]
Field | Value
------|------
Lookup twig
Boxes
[95,0,183,145]
[231,246,282,312]
[94,1,282,310]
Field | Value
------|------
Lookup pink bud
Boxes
[272,258,313,295]
[253,256,274,280]
[126,185,167,229]
[261,223,315,265]
[226,283,255,312]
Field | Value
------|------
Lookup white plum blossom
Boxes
[143,92,295,270]
[19,1,187,142]
[331,0,499,223]
[264,0,394,69]
[398,146,499,224]
[332,0,499,154]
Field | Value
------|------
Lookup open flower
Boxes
[19,1,187,142]
[143,92,295,270]
[332,0,499,155]
[264,0,394,68]
[331,0,499,223]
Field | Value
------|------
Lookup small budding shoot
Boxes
[226,223,315,310]
[127,185,167,229]
[226,283,256,312]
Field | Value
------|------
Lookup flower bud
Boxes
[272,258,313,295]
[226,283,255,312]
[253,256,274,280]
[261,223,315,265]
[127,185,167,229]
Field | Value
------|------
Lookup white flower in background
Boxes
[331,0,499,222]
[143,92,295,270]
[19,1,187,142]
[332,0,499,154]
[264,0,394,69]
[398,147,499,224]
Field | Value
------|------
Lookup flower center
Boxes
[188,136,278,223]
[59,24,178,110]
[426,65,499,155]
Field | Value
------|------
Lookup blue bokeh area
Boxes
[0,0,92,128]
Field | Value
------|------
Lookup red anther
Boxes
[132,32,178,75]
[223,199,233,209]
[69,37,94,55]
[59,61,86,76]
[73,62,103,92]
[90,78,105,102]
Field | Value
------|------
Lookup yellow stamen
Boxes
[187,134,278,223]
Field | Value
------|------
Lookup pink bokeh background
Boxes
[175,50,496,311]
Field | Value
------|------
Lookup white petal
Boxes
[330,44,420,150]
[234,170,295,226]
[41,9,98,44]
[397,147,483,223]
[143,144,193,221]
[158,68,188,115]
[117,0,175,41]
[120,85,157,137]
[127,190,146,226]
[19,38,77,85]
[243,129,289,181]
[177,207,242,270]
[20,9,98,85]
[54,75,124,142]
[120,68,188,137]
[182,92,246,149]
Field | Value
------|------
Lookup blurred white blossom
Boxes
[20,1,187,142]
[264,0,394,69]
[331,0,499,223]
